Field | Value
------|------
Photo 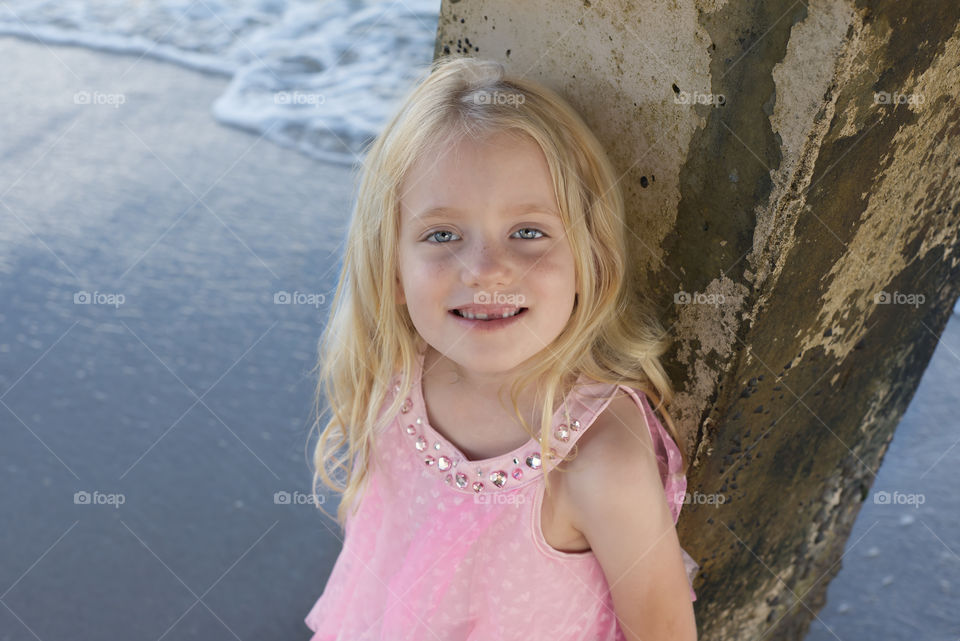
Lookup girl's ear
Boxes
[395,276,406,305]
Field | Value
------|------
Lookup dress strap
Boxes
[546,382,689,519]
[539,379,621,474]
[618,386,688,521]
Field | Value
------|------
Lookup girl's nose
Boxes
[461,241,513,289]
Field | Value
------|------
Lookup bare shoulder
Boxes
[562,388,697,640]
[559,387,664,536]
[564,387,658,485]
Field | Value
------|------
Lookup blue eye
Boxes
[425,230,460,243]
[513,228,545,240]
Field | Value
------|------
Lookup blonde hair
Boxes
[309,56,686,528]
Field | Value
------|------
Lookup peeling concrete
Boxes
[671,274,749,454]
[749,0,854,293]
[796,19,960,366]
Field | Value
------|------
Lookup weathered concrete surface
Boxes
[436,2,960,639]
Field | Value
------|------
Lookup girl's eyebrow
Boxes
[413,203,559,221]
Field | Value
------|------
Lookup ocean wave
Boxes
[0,0,441,165]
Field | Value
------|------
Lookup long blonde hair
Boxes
[309,55,686,528]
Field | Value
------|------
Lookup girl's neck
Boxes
[421,345,566,421]
[424,345,524,394]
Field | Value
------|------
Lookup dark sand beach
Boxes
[0,36,355,640]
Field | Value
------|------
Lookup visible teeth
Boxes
[457,308,523,320]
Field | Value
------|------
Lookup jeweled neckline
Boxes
[392,347,587,494]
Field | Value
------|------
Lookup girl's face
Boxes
[396,130,578,377]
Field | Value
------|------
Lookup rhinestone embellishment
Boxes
[398,377,582,494]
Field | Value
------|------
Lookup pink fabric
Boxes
[305,347,699,640]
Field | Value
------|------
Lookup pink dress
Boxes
[305,346,699,640]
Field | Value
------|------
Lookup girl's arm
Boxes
[566,393,698,641]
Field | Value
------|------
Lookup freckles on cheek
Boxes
[523,245,573,277]
[408,252,453,286]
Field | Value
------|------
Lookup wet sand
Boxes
[0,36,356,640]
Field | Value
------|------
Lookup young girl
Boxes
[304,56,700,641]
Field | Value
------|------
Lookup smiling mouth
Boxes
[450,307,528,320]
